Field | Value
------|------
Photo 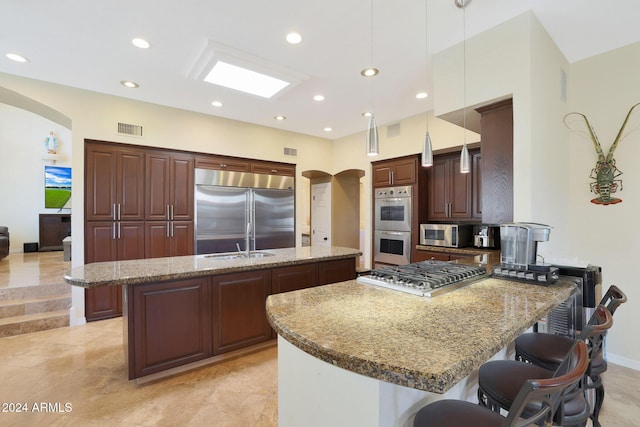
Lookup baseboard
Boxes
[68,306,86,327]
[606,352,640,371]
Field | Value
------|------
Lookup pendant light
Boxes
[457,0,471,173]
[364,0,379,156]
[421,0,433,167]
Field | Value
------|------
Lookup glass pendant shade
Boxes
[460,143,470,173]
[366,114,379,156]
[421,131,433,167]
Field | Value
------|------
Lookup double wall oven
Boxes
[374,186,412,265]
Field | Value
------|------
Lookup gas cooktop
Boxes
[357,260,487,297]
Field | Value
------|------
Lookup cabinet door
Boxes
[84,222,120,321]
[427,157,449,220]
[169,154,194,220]
[170,221,194,257]
[472,151,482,220]
[131,277,212,379]
[195,155,250,172]
[86,145,117,221]
[250,161,295,176]
[213,270,272,354]
[118,222,146,261]
[145,222,171,259]
[272,263,319,294]
[449,156,473,219]
[145,152,170,221]
[392,159,416,185]
[373,165,392,187]
[318,258,356,285]
[118,149,145,220]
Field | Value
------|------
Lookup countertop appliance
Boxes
[195,169,294,255]
[473,225,500,249]
[419,223,473,248]
[357,260,487,297]
[374,186,412,265]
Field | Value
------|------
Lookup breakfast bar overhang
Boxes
[266,277,577,427]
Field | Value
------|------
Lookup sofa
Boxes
[0,226,9,259]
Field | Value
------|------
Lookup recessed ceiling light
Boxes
[120,80,139,88]
[416,91,428,99]
[6,53,29,63]
[211,101,223,107]
[274,115,286,121]
[313,94,325,102]
[132,38,150,49]
[360,67,379,77]
[204,61,290,99]
[362,111,373,118]
[323,127,333,132]
[286,32,302,44]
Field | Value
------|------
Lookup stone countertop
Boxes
[64,246,361,288]
[266,277,577,394]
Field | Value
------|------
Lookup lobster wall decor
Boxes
[564,102,640,205]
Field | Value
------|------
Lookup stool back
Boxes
[505,340,588,427]
[600,285,627,315]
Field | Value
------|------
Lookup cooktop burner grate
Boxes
[357,260,487,297]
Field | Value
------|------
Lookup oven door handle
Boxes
[377,198,406,204]
[377,231,407,236]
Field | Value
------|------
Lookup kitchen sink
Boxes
[204,251,275,260]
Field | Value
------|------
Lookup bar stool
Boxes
[514,285,626,425]
[477,306,613,427]
[413,341,588,427]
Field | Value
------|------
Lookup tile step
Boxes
[0,283,71,301]
[0,310,69,337]
[0,294,71,319]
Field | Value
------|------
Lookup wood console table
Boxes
[39,213,71,251]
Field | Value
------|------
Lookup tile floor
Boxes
[0,252,638,426]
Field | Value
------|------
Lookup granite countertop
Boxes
[64,246,361,288]
[266,277,577,394]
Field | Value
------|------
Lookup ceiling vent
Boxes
[284,147,298,157]
[117,122,143,137]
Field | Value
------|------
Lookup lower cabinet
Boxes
[127,277,212,379]
[414,251,450,262]
[124,256,358,379]
[86,285,123,321]
[212,270,272,355]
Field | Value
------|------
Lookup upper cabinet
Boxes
[427,149,481,222]
[194,155,250,172]
[250,161,295,177]
[85,142,145,221]
[372,157,417,187]
[145,151,194,221]
[476,99,513,224]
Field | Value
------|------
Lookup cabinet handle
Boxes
[113,204,117,221]
[118,203,121,221]
[171,205,174,220]
[166,222,170,238]
[171,221,174,237]
[271,169,278,173]
[112,223,116,240]
[390,171,394,185]
[117,221,121,239]
[221,164,227,168]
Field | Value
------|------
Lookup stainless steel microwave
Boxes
[419,224,473,248]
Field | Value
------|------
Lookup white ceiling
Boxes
[1,0,639,140]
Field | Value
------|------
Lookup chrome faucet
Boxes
[236,242,242,253]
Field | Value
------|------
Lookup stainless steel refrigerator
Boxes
[195,168,295,254]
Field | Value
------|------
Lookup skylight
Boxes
[204,61,290,98]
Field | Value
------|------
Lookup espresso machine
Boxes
[492,222,559,283]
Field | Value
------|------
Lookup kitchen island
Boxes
[266,275,577,427]
[64,246,360,380]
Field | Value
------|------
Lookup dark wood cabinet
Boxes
[427,151,479,222]
[413,250,450,262]
[212,270,272,354]
[477,99,513,224]
[195,155,250,172]
[85,142,145,221]
[129,277,212,379]
[145,221,194,258]
[84,221,145,321]
[372,157,417,187]
[472,151,482,220]
[145,151,194,221]
[250,161,295,177]
[38,214,71,251]
[272,263,319,294]
[318,257,356,285]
